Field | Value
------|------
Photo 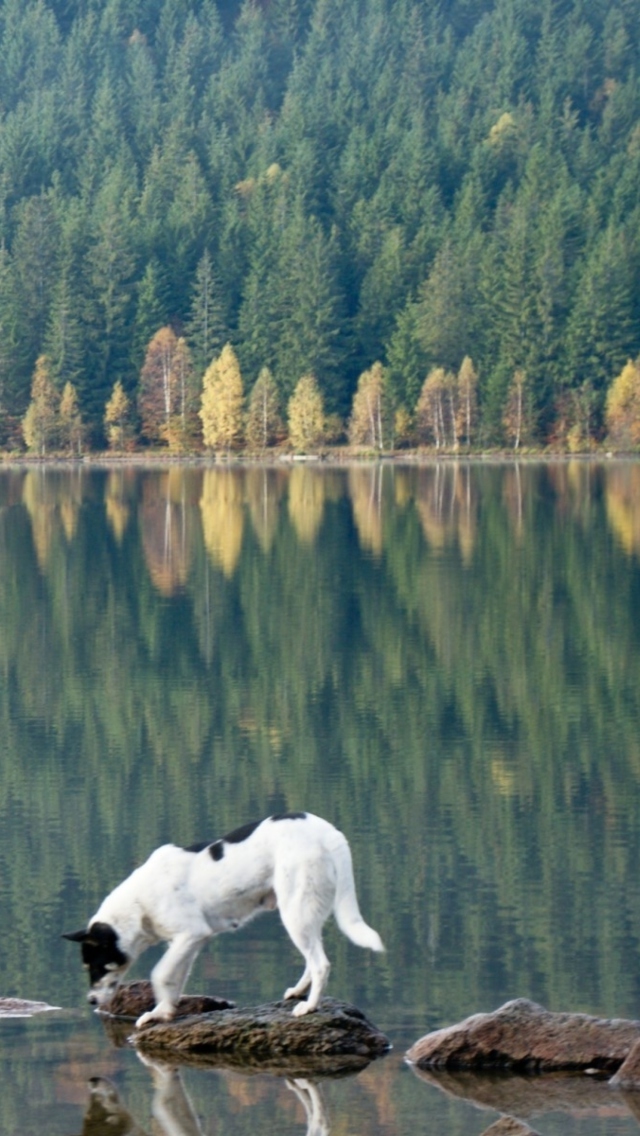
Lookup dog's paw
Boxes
[135,1004,175,1029]
[291,1000,314,1017]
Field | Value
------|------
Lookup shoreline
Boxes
[0,447,635,470]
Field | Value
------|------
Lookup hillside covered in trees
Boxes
[2,0,640,450]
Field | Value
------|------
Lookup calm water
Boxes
[2,459,640,1135]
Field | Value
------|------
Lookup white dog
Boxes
[64,812,384,1028]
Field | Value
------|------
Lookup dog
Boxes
[64,812,384,1028]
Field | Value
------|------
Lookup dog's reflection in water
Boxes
[79,1063,329,1136]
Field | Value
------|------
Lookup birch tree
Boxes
[348,362,386,450]
[246,366,281,449]
[503,368,527,450]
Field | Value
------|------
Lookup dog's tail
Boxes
[332,837,384,953]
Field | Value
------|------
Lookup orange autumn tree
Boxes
[138,328,197,449]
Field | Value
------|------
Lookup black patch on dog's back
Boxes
[187,814,307,862]
[222,819,262,844]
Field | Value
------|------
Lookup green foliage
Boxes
[0,0,637,442]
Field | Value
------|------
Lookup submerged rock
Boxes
[130,995,391,1077]
[405,999,640,1072]
[0,997,59,1017]
[480,1121,542,1136]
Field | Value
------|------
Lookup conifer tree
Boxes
[186,250,227,378]
[199,343,244,451]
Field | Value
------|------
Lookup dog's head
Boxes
[63,921,130,1007]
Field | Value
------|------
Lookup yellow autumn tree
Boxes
[104,380,134,451]
[605,357,640,448]
[22,355,59,455]
[456,356,478,448]
[199,343,244,451]
[287,374,325,452]
[415,367,454,448]
[59,381,84,455]
[348,362,386,449]
[246,366,281,449]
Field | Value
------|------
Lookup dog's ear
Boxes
[62,929,89,943]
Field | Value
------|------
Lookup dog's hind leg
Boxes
[279,906,331,1015]
[284,963,311,1001]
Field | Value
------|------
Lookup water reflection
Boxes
[3,460,640,1135]
[11,461,640,591]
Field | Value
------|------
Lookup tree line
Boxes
[1,0,640,451]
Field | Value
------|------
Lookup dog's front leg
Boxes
[136,932,210,1029]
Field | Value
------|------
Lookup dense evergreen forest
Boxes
[1,0,640,449]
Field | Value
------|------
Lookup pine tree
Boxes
[186,249,227,378]
[199,343,244,451]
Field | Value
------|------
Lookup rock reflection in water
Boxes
[76,1060,332,1136]
[410,1064,640,1129]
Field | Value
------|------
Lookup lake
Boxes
[1,458,640,1135]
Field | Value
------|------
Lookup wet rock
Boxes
[480,1121,542,1136]
[100,981,235,1020]
[610,1037,640,1090]
[0,997,59,1017]
[131,996,391,1077]
[405,999,640,1072]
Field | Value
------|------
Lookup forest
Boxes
[1,0,640,450]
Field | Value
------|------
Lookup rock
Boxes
[100,981,235,1020]
[610,1037,640,1090]
[479,1121,542,1136]
[0,997,59,1017]
[405,999,640,1072]
[131,996,391,1077]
